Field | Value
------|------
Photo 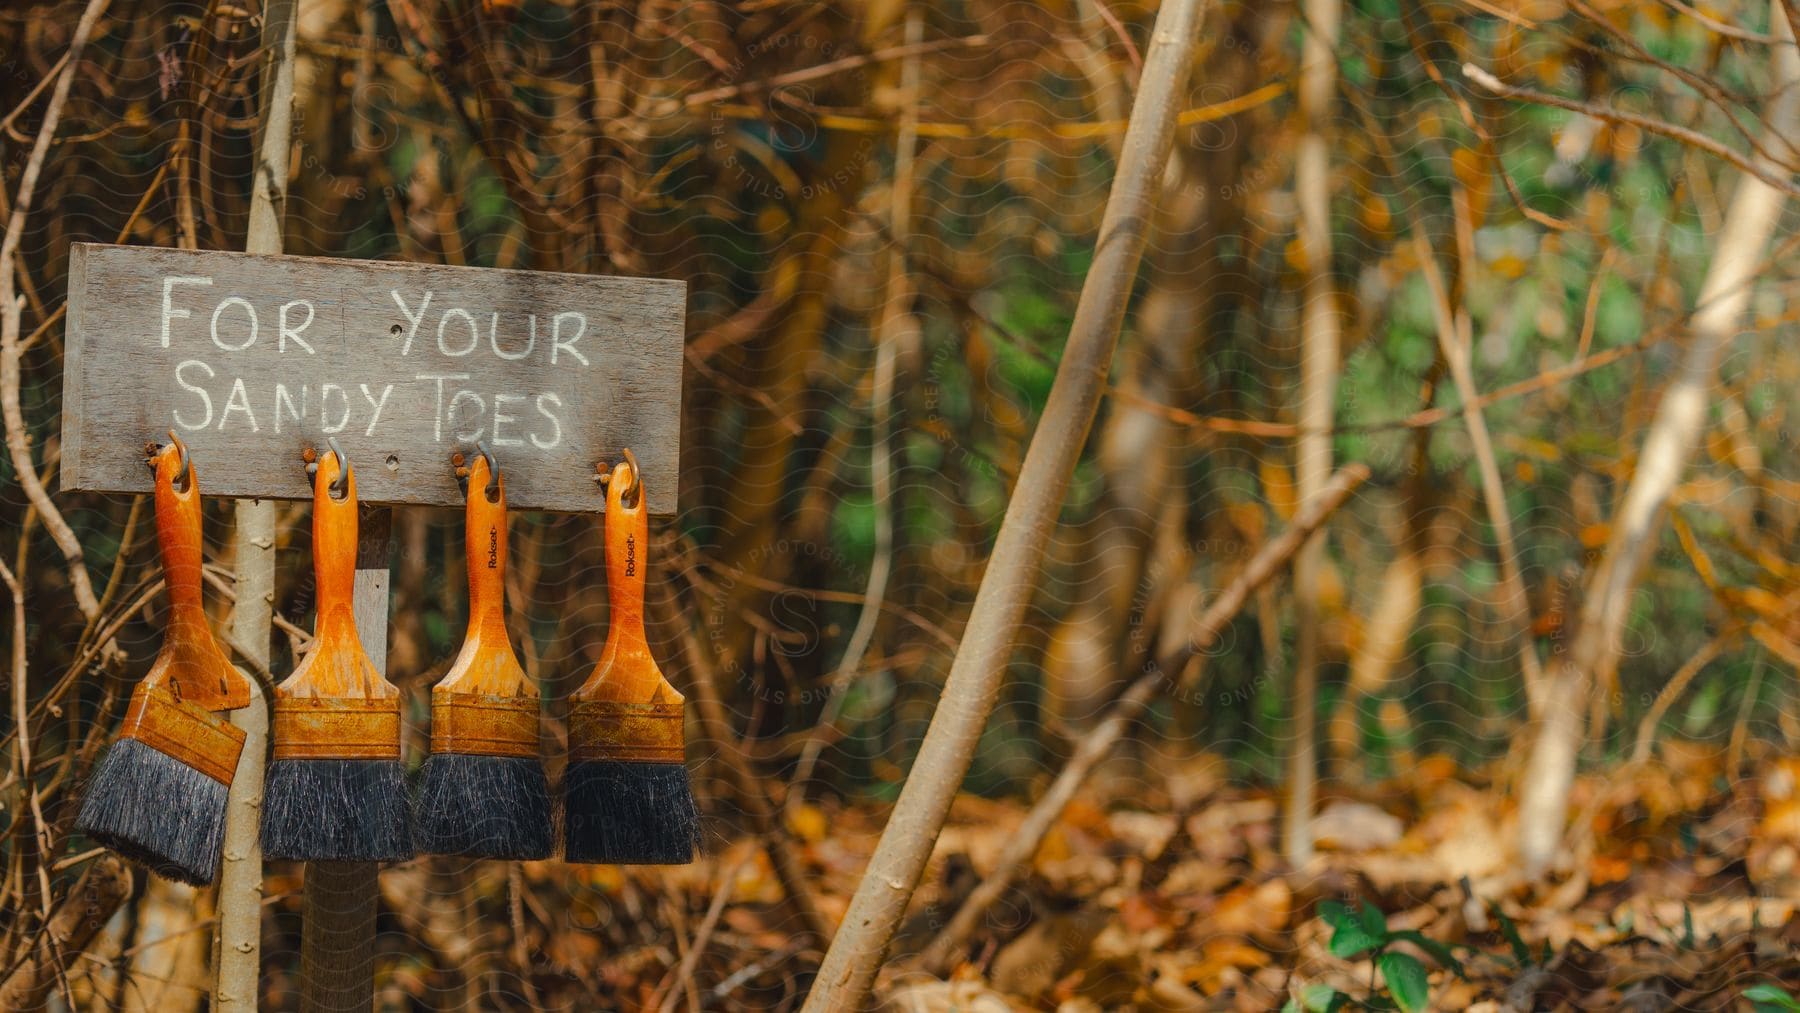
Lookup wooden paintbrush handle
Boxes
[604,459,648,651]
[146,439,250,711]
[430,452,535,705]
[570,458,679,706]
[311,450,359,636]
[152,442,207,627]
[276,448,396,702]
[272,447,397,755]
[464,454,507,637]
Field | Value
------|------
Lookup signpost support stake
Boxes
[217,0,297,1006]
[298,507,391,1010]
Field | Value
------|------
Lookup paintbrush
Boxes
[260,443,412,861]
[415,446,551,859]
[77,436,252,885]
[564,453,698,864]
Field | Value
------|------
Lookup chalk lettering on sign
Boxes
[531,393,563,449]
[492,313,535,361]
[66,246,688,513]
[491,393,524,447]
[161,277,212,348]
[219,378,259,432]
[418,373,471,441]
[278,300,316,354]
[211,296,258,351]
[320,383,351,434]
[392,288,432,355]
[552,312,588,366]
[439,308,480,357]
[274,383,306,433]
[448,389,484,441]
[173,359,215,430]
[360,383,394,437]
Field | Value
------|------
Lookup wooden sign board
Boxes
[60,244,685,514]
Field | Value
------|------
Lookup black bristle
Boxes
[414,753,552,860]
[76,738,228,887]
[563,761,699,865]
[261,759,414,862]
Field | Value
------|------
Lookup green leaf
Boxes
[1328,919,1385,959]
[1380,952,1431,1013]
[1295,983,1346,1013]
[1744,983,1800,1012]
[1492,905,1532,966]
[1388,930,1465,977]
[830,491,878,564]
[1319,900,1356,931]
[1359,902,1390,938]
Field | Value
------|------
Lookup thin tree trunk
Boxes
[1286,0,1341,867]
[800,2,1210,1006]
[1510,1,1800,876]
[216,0,299,1003]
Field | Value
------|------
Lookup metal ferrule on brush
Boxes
[117,687,246,785]
[568,700,685,763]
[429,694,537,758]
[271,698,402,759]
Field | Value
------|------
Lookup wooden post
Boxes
[298,508,391,1011]
[217,0,297,1006]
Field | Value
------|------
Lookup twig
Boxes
[788,8,923,811]
[656,849,752,1013]
[1,555,32,901]
[1727,649,1767,779]
[0,857,131,1010]
[651,571,839,947]
[1569,0,1781,165]
[0,50,73,135]
[201,566,313,650]
[1658,0,1787,42]
[1410,230,1546,713]
[0,578,158,762]
[802,3,1209,1004]
[1630,630,1738,763]
[0,0,109,622]
[664,33,989,112]
[1462,63,1800,198]
[672,538,958,651]
[916,463,1368,974]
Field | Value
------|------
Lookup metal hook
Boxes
[326,436,351,500]
[476,440,500,501]
[164,429,192,492]
[618,448,641,509]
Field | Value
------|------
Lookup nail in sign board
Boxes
[59,244,685,514]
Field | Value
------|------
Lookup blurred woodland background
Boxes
[4,0,1800,1009]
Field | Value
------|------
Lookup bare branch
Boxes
[918,463,1369,974]
[0,0,110,622]
[1463,62,1800,198]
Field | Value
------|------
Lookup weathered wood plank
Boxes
[60,244,685,513]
